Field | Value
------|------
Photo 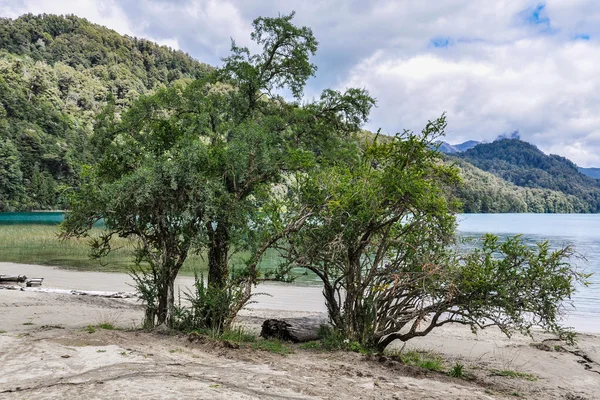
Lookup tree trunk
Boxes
[208,220,229,289]
[156,272,176,328]
[261,316,329,342]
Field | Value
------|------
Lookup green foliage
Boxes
[0,14,211,211]
[458,139,600,212]
[219,327,257,343]
[61,12,375,333]
[173,273,245,333]
[86,325,96,333]
[449,362,465,378]
[308,325,373,353]
[284,119,588,351]
[391,349,444,371]
[96,323,115,330]
[490,369,538,381]
[448,156,587,213]
[251,339,293,355]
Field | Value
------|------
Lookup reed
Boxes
[0,225,303,279]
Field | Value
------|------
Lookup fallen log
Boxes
[26,278,44,287]
[0,275,27,283]
[261,316,329,343]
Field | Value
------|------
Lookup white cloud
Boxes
[2,0,600,165]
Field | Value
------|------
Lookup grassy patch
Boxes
[251,339,292,355]
[388,349,445,372]
[22,321,34,326]
[0,225,298,277]
[491,369,538,381]
[0,330,7,334]
[96,349,106,353]
[448,362,465,378]
[96,323,116,330]
[86,325,96,334]
[219,327,256,343]
[299,326,373,354]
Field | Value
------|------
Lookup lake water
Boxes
[1,212,599,332]
[457,213,600,332]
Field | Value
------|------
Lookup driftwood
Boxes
[26,278,44,287]
[0,275,27,283]
[261,316,329,342]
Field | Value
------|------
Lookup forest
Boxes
[0,14,598,214]
[0,14,210,210]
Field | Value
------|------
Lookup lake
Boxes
[457,213,600,332]
[1,212,599,332]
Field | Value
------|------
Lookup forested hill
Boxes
[458,139,600,212]
[0,14,211,211]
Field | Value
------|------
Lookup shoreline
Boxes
[2,261,598,334]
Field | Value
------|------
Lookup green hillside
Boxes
[0,14,211,211]
[448,156,588,213]
[458,139,600,212]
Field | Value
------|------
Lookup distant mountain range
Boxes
[579,167,600,180]
[436,140,481,154]
[446,139,600,213]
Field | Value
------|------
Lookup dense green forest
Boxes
[458,139,600,212]
[0,14,597,214]
[447,156,589,213]
[0,14,210,210]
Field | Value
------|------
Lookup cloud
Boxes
[2,0,600,166]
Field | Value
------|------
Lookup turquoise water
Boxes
[0,212,64,225]
[1,212,599,331]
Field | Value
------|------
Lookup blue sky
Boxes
[2,0,600,166]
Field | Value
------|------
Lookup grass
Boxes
[86,325,96,334]
[388,349,445,372]
[96,323,116,330]
[0,225,310,279]
[0,330,7,334]
[251,339,293,355]
[490,369,538,381]
[448,362,465,378]
[219,327,257,343]
[191,327,293,355]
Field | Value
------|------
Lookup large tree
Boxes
[61,13,375,329]
[281,116,589,350]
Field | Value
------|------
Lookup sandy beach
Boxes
[1,262,599,399]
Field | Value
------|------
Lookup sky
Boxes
[2,0,600,167]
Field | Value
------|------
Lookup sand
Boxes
[1,262,599,399]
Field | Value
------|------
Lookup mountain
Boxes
[0,14,211,211]
[579,167,600,180]
[454,140,481,152]
[458,139,600,212]
[447,156,588,213]
[437,140,481,154]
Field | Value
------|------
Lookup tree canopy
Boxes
[61,13,375,329]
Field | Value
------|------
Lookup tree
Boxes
[282,116,589,351]
[0,138,24,210]
[61,13,375,330]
